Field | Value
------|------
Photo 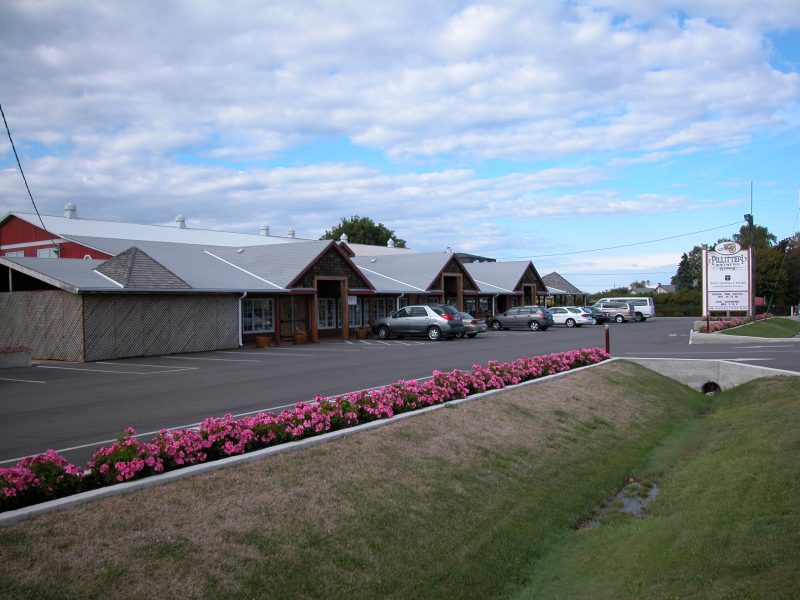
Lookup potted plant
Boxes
[293,328,307,345]
[357,326,369,339]
[0,345,32,369]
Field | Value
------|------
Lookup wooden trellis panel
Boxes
[83,294,239,361]
[0,291,84,361]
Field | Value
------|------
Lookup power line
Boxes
[498,220,744,260]
[0,100,53,244]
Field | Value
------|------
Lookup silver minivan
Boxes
[371,304,465,341]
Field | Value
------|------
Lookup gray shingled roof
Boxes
[352,253,470,293]
[464,261,531,293]
[541,272,585,295]
[1,256,120,292]
[95,247,190,289]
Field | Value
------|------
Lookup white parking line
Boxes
[0,377,46,384]
[96,362,194,369]
[162,356,261,363]
[37,365,198,375]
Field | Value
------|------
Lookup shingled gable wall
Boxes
[292,245,371,291]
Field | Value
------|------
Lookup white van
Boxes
[594,297,655,322]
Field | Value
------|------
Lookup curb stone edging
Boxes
[0,360,606,526]
[689,330,800,344]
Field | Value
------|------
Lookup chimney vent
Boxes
[339,233,348,243]
[387,238,395,248]
[287,228,296,238]
[175,215,186,229]
[445,246,453,253]
[260,224,270,236]
[64,203,77,219]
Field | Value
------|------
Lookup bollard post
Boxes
[604,324,610,355]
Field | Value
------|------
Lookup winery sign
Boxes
[702,241,752,313]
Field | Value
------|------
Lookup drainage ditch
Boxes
[576,475,660,529]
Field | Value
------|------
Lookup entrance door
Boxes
[280,296,308,340]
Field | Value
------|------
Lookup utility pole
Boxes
[744,181,755,319]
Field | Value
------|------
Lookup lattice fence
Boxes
[83,294,239,361]
[0,291,84,361]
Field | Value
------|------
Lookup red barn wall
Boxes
[0,216,111,259]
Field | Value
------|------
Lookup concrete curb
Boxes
[0,360,603,526]
[689,330,800,344]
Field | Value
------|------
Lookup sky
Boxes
[1,1,799,292]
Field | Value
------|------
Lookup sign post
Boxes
[702,241,752,319]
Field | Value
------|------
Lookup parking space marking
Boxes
[37,365,198,375]
[0,377,46,384]
[251,351,317,358]
[96,362,195,369]
[163,356,262,363]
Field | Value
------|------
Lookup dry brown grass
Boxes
[0,361,701,599]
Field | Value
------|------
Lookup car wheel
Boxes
[377,326,390,340]
[615,314,625,323]
[529,320,540,331]
[427,326,442,341]
[566,318,576,328]
[634,312,644,322]
[491,320,502,331]
[455,332,465,339]
[467,332,477,338]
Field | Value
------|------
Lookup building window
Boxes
[348,301,361,327]
[242,298,274,333]
[398,296,409,309]
[318,298,337,329]
[465,297,476,314]
[479,297,489,313]
[4,251,24,257]
[37,247,58,258]
[375,298,387,319]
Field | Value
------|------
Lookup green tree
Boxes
[731,224,776,250]
[321,216,407,248]
[671,245,704,290]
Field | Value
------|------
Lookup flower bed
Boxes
[1,348,609,512]
[697,313,773,333]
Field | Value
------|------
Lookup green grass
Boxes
[2,364,798,599]
[721,316,800,338]
[510,375,800,600]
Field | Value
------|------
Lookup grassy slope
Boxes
[721,317,800,338]
[512,375,800,600]
[0,361,705,600]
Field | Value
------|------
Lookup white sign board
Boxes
[347,296,358,306]
[703,242,752,313]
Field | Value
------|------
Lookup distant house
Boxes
[629,286,653,295]
[653,283,676,294]
[540,272,587,306]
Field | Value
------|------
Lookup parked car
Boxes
[489,306,554,331]
[593,296,655,321]
[371,304,465,341]
[457,312,487,338]
[581,306,608,325]
[593,301,635,323]
[549,306,594,327]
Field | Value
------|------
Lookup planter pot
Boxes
[0,351,32,369]
[357,328,369,339]
[293,333,307,345]
[255,335,272,348]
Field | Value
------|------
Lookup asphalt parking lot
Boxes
[2,316,798,466]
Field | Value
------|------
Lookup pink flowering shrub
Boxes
[698,313,773,333]
[0,450,83,511]
[87,428,164,486]
[3,348,609,513]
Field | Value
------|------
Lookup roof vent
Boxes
[64,202,77,219]
[387,238,395,248]
[260,224,270,236]
[287,228,296,238]
[175,215,186,229]
[339,233,348,243]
